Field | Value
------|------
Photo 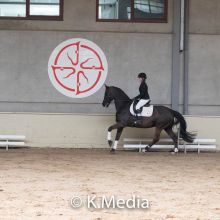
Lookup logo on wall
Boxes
[48,38,108,98]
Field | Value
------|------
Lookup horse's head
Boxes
[102,85,114,108]
[102,85,131,108]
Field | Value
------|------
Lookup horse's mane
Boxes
[111,86,131,101]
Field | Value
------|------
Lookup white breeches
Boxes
[135,99,150,110]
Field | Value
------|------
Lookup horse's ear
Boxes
[105,84,109,89]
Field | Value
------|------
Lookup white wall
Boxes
[0,113,219,149]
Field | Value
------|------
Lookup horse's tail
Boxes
[172,110,196,143]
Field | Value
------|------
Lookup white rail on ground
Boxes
[123,138,216,154]
[0,135,26,151]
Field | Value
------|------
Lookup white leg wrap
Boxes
[107,132,111,141]
[113,141,118,150]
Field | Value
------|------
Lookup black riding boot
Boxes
[134,109,142,125]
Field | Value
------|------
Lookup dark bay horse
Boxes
[102,85,195,154]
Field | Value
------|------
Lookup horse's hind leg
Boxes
[145,127,162,152]
[165,127,178,153]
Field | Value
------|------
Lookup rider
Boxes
[134,72,150,115]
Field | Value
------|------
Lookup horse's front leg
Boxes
[107,123,123,147]
[107,123,119,146]
[110,127,124,154]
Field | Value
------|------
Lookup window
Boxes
[0,0,63,20]
[97,0,167,23]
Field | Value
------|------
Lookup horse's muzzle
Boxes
[102,102,110,107]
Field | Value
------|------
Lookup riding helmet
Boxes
[138,72,147,79]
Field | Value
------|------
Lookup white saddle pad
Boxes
[130,102,154,117]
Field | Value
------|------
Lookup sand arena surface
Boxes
[0,148,220,220]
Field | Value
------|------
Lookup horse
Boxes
[102,85,195,154]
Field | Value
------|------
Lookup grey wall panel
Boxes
[0,30,172,113]
[187,0,220,116]
[0,102,113,114]
[189,0,220,34]
[188,106,220,116]
[188,35,220,109]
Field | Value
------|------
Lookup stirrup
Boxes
[136,109,142,114]
[134,108,142,116]
[134,108,141,115]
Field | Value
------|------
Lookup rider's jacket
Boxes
[136,81,150,100]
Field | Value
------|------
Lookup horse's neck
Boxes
[112,88,131,112]
[114,97,131,113]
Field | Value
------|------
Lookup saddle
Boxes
[130,100,153,117]
[133,99,151,113]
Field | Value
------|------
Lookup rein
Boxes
[115,99,131,102]
[113,99,132,103]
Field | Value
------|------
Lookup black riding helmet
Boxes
[138,72,147,79]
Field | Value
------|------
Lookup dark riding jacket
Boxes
[136,81,150,100]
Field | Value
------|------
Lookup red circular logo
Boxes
[48,38,108,98]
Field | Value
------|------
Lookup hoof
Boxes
[170,148,179,154]
[110,148,116,154]
[108,140,113,147]
[141,148,146,153]
[145,146,151,152]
